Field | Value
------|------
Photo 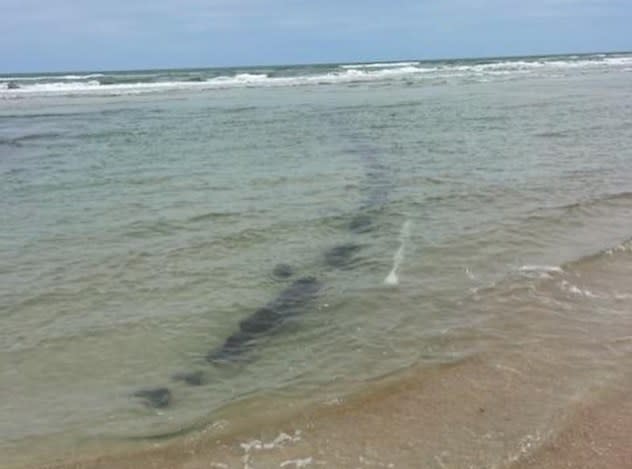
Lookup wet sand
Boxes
[32,347,631,469]
[4,57,632,469]
[16,248,632,469]
[515,386,632,468]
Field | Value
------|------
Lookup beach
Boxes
[1,53,632,468]
[30,235,632,468]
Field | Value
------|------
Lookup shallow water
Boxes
[1,53,632,466]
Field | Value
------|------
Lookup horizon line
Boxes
[2,49,630,76]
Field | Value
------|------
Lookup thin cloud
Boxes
[1,0,630,71]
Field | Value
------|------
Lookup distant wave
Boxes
[340,61,420,69]
[0,73,104,82]
[2,54,631,98]
[0,132,62,146]
[0,68,434,96]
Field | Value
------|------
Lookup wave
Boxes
[445,56,632,75]
[0,73,104,82]
[518,265,564,274]
[340,61,420,69]
[535,238,632,277]
[0,132,62,146]
[529,191,632,219]
[0,68,434,96]
[188,211,241,223]
[2,54,630,97]
[471,237,632,306]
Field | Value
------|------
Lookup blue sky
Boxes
[2,0,631,72]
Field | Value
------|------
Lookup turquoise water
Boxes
[1,53,632,464]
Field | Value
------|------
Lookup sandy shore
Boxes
[15,246,632,469]
[513,385,632,468]
[30,345,630,469]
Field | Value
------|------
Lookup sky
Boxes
[2,0,631,72]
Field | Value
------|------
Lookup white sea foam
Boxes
[519,265,563,274]
[2,55,630,98]
[0,73,104,82]
[340,61,420,69]
[606,239,632,255]
[560,281,599,298]
[240,430,302,453]
[517,264,563,279]
[384,220,411,286]
[0,67,432,97]
[280,457,314,468]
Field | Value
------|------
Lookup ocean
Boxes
[1,53,632,467]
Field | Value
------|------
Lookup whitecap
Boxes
[2,54,630,98]
[340,61,420,69]
[518,265,563,274]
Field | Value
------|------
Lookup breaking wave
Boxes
[1,53,630,98]
[340,61,421,69]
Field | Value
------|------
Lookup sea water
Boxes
[1,53,632,466]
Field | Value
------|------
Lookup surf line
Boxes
[384,219,411,286]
